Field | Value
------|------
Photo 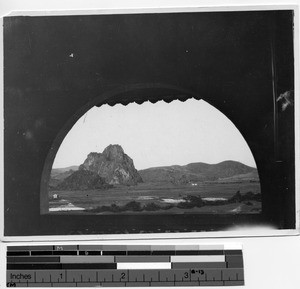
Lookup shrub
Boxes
[144,202,161,211]
[122,201,143,211]
[177,201,195,209]
[87,205,111,213]
[228,191,242,203]
[184,195,204,207]
[109,203,124,212]
[243,191,261,201]
[161,204,174,210]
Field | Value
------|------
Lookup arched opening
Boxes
[41,85,261,215]
[4,10,295,236]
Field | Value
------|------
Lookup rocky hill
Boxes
[79,144,143,185]
[139,161,258,184]
[55,170,112,191]
[50,145,143,190]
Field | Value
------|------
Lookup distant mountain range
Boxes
[51,166,79,179]
[139,161,258,184]
[49,145,259,190]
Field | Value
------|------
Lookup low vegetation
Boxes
[85,190,261,213]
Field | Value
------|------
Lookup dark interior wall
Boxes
[4,10,295,236]
[273,11,295,228]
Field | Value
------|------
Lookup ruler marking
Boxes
[6,245,243,287]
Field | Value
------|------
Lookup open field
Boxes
[49,181,261,214]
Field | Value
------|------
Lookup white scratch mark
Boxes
[83,112,88,123]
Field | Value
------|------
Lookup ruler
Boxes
[6,244,244,287]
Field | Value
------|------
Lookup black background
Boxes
[4,10,295,236]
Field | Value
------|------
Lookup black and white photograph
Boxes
[49,99,261,215]
[3,8,296,236]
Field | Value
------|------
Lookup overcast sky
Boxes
[53,98,257,170]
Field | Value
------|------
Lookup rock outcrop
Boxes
[79,144,143,185]
[56,170,112,191]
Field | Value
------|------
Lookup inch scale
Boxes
[7,244,244,287]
